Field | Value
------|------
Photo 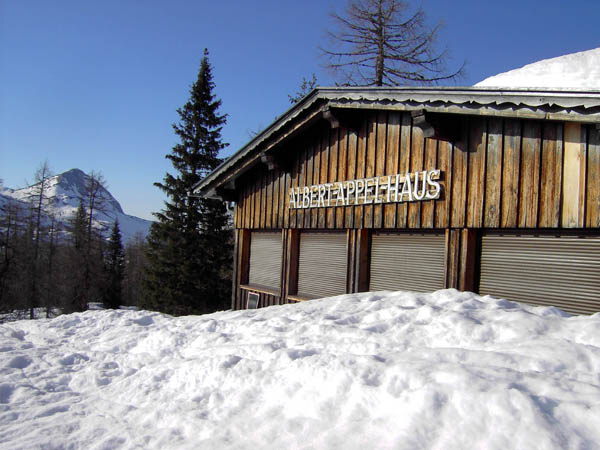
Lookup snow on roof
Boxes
[1,289,600,448]
[475,47,600,89]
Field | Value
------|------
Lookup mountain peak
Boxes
[51,168,124,215]
[60,168,86,180]
[56,168,88,196]
[1,168,151,242]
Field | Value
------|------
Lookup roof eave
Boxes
[193,86,600,198]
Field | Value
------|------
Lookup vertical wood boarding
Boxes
[364,112,377,229]
[562,122,585,228]
[501,119,521,227]
[312,133,322,229]
[408,121,424,228]
[318,128,330,229]
[587,126,600,227]
[466,117,487,228]
[374,111,388,229]
[336,128,348,228]
[435,140,453,228]
[345,128,358,228]
[354,118,367,228]
[483,118,503,227]
[397,113,412,228]
[518,121,542,228]
[384,112,401,228]
[451,119,469,227]
[328,128,339,228]
[421,137,438,228]
[538,122,563,227]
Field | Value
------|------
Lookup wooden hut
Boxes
[193,87,600,314]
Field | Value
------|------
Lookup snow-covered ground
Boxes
[1,289,599,449]
[476,47,600,89]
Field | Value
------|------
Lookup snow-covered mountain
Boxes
[0,168,152,242]
[475,47,600,89]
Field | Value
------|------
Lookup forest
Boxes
[0,168,148,322]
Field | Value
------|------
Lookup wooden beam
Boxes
[260,151,293,172]
[214,187,237,202]
[410,109,463,143]
[260,152,280,171]
[324,107,361,132]
[322,106,340,129]
[411,109,435,138]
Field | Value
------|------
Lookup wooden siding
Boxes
[235,113,598,231]
[228,109,600,310]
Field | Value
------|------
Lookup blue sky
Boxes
[1,0,598,220]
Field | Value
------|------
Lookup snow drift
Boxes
[1,290,599,449]
[475,47,600,89]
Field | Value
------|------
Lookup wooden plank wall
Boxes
[231,113,600,309]
[235,113,600,231]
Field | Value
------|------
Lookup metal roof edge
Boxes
[192,88,323,194]
[193,86,600,195]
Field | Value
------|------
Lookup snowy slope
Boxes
[1,289,599,449]
[0,169,151,242]
[475,47,600,89]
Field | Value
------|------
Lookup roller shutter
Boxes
[479,234,600,315]
[369,232,446,292]
[297,233,347,299]
[248,232,282,291]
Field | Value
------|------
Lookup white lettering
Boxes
[336,182,345,206]
[426,170,441,199]
[400,174,413,202]
[347,181,356,205]
[364,178,374,204]
[310,187,317,208]
[302,186,310,208]
[413,171,427,200]
[374,177,382,204]
[290,170,442,208]
[318,185,326,207]
[355,179,365,205]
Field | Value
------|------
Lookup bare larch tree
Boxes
[320,0,464,86]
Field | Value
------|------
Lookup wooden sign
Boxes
[289,170,442,209]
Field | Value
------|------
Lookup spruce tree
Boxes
[142,49,232,315]
[66,200,89,312]
[103,220,124,309]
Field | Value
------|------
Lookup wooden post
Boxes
[231,230,240,310]
[459,228,478,292]
[239,230,251,287]
[355,229,370,292]
[445,229,460,289]
[285,229,299,299]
